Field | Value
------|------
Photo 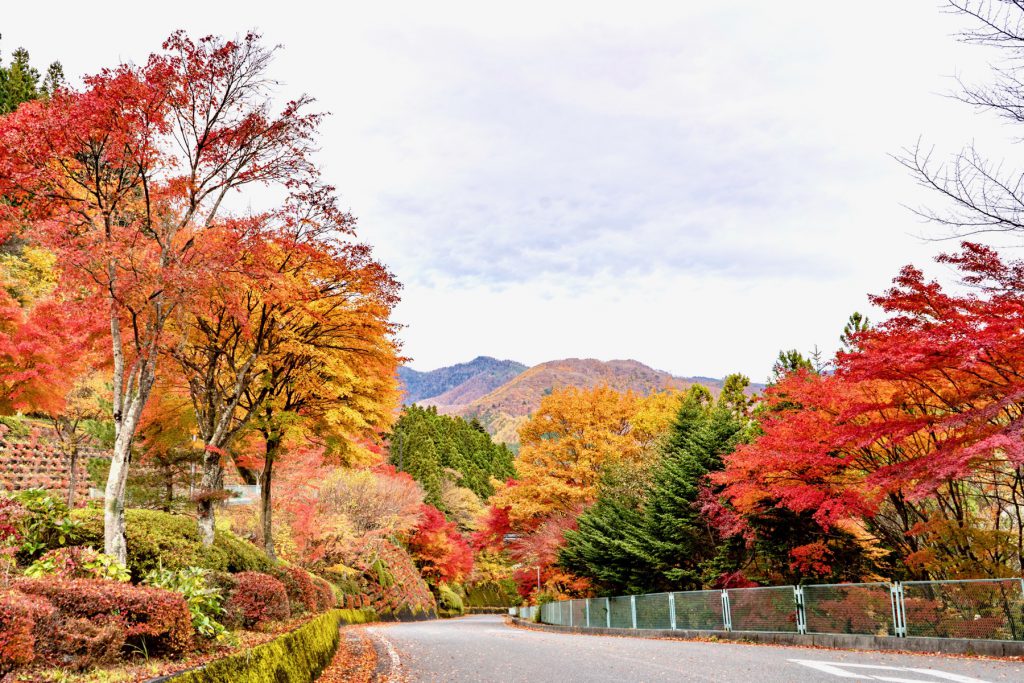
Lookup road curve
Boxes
[368,615,1024,683]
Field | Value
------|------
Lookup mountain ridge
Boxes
[397,356,527,405]
[399,356,756,444]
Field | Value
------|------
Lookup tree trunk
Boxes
[196,446,223,546]
[163,461,174,512]
[259,435,279,561]
[236,463,260,486]
[104,429,133,563]
[66,444,79,509]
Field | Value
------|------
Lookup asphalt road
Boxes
[368,615,1024,683]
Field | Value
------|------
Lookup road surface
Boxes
[369,615,1024,682]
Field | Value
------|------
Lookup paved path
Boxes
[369,615,1024,683]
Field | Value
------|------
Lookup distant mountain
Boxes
[400,356,763,445]
[453,358,727,443]
[397,356,528,405]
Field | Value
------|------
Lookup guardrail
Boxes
[511,578,1024,641]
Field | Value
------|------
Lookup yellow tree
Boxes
[492,386,675,531]
[171,214,401,549]
[235,238,401,560]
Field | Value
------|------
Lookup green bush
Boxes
[463,580,519,607]
[144,566,228,640]
[164,609,375,683]
[437,584,464,617]
[0,415,30,438]
[25,547,130,582]
[66,508,270,578]
[9,490,78,562]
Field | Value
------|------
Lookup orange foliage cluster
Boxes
[484,386,679,599]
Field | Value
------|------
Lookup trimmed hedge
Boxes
[223,572,290,629]
[0,589,52,676]
[162,609,375,683]
[67,508,270,578]
[16,577,194,656]
[271,566,318,616]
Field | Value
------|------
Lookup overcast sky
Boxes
[4,1,1014,381]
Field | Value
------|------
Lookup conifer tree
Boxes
[560,379,753,594]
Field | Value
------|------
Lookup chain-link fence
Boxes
[802,582,896,636]
[727,585,798,632]
[511,577,1024,642]
[903,578,1024,640]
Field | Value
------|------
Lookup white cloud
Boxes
[4,0,1017,378]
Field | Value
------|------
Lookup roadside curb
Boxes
[509,617,1024,658]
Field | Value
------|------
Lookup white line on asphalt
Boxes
[789,659,992,683]
[369,628,402,683]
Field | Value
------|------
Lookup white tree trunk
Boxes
[103,429,132,563]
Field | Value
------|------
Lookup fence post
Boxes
[585,598,591,627]
[721,590,732,631]
[568,600,573,627]
[606,597,611,628]
[668,592,677,630]
[631,595,638,629]
[889,582,907,637]
[795,586,807,635]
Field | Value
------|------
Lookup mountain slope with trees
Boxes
[398,356,526,405]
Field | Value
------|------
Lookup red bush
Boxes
[0,589,52,675]
[273,566,319,614]
[408,504,474,584]
[312,576,336,611]
[15,578,193,655]
[36,615,125,672]
[224,572,290,629]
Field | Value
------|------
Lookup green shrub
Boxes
[85,458,109,490]
[213,528,271,573]
[437,584,464,617]
[322,565,363,595]
[144,566,228,640]
[0,415,30,439]
[66,508,270,578]
[25,547,130,582]
[463,580,519,607]
[164,609,375,683]
[9,491,78,562]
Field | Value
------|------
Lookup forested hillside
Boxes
[446,358,746,444]
[398,356,526,404]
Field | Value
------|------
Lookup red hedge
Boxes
[15,578,193,655]
[0,590,52,675]
[272,566,319,615]
[224,572,290,629]
[312,576,336,612]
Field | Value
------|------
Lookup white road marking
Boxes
[368,627,403,683]
[789,660,992,683]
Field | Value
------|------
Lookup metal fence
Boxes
[511,577,1024,642]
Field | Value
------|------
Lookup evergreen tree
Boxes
[389,405,516,510]
[840,311,870,351]
[640,380,751,590]
[771,349,814,384]
[559,379,754,594]
[0,42,60,114]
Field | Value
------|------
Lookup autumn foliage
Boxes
[407,504,473,584]
[719,243,1024,579]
